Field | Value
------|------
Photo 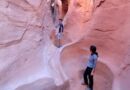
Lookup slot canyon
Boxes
[0,0,130,90]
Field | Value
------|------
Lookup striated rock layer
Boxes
[0,0,130,90]
[0,0,68,90]
[60,0,130,90]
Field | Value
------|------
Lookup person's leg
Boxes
[83,69,88,85]
[88,68,93,90]
[59,33,62,47]
[83,67,92,85]
[89,75,93,90]
[57,33,61,47]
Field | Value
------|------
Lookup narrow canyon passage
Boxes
[51,0,130,90]
[51,0,114,90]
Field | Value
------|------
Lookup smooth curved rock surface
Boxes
[0,0,68,90]
[60,0,130,90]
[15,78,57,90]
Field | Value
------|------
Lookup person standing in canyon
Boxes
[82,45,98,90]
[57,19,64,47]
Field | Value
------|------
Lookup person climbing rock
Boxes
[82,45,98,90]
[57,19,64,47]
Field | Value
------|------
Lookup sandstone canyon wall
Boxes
[0,0,130,90]
[0,0,68,90]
